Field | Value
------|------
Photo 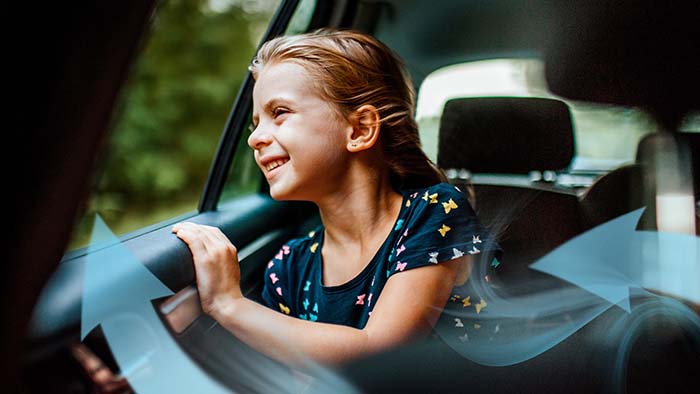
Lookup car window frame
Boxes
[198,0,301,212]
[62,0,306,261]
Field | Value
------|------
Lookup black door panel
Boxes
[27,195,317,354]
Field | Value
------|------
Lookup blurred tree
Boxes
[70,0,278,249]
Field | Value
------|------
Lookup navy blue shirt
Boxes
[261,182,500,329]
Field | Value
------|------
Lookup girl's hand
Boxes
[171,222,243,318]
[70,342,132,394]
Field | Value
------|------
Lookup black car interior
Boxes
[438,97,581,295]
[15,1,699,393]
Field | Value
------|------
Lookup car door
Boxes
[22,1,350,393]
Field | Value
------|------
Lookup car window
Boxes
[219,0,317,203]
[67,0,281,250]
[416,59,659,173]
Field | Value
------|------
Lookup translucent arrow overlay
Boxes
[530,208,700,312]
[80,215,359,394]
[81,216,174,339]
[81,215,230,393]
[436,207,700,367]
[438,286,616,366]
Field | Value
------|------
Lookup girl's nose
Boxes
[247,124,273,150]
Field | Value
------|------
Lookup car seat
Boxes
[437,97,582,294]
[578,163,645,230]
[579,131,699,234]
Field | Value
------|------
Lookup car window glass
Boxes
[219,0,318,203]
[285,0,317,35]
[67,0,281,251]
[416,59,659,172]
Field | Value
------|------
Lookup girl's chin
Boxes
[268,182,295,201]
[268,191,288,201]
[268,183,311,202]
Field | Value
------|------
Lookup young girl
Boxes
[172,29,498,366]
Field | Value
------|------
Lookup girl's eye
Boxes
[272,107,289,118]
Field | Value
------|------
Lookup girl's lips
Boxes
[264,158,289,172]
[265,159,288,180]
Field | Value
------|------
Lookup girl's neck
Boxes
[316,164,403,254]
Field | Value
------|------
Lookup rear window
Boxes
[415,59,659,173]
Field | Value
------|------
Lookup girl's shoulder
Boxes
[400,182,474,218]
[390,181,497,265]
[265,225,323,272]
[289,226,322,249]
[401,182,467,200]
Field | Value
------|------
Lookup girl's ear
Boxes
[347,105,381,152]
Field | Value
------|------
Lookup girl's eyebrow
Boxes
[264,97,292,111]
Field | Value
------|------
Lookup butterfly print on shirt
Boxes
[438,224,451,237]
[396,244,406,256]
[279,303,290,314]
[428,252,439,264]
[442,198,458,214]
[475,298,487,314]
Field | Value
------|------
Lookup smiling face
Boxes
[248,61,354,201]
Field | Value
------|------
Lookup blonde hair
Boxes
[249,29,446,190]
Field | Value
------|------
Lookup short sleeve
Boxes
[261,243,295,316]
[388,183,500,276]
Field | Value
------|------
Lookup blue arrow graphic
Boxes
[81,215,229,393]
[436,207,700,366]
[530,208,700,312]
[81,215,359,394]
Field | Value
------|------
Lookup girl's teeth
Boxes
[267,159,288,171]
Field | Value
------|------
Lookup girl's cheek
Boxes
[274,114,289,125]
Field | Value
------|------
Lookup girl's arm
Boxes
[172,222,469,366]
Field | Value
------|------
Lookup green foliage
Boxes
[70,0,278,249]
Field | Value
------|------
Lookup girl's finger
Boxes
[70,343,132,393]
[174,227,210,258]
[97,373,130,393]
[171,221,188,232]
[171,221,202,234]
[172,221,201,232]
[173,223,234,252]
[173,223,238,269]
[185,224,223,252]
[91,367,120,385]
[209,226,235,247]
[189,224,231,254]
[70,343,104,375]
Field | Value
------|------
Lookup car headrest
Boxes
[636,132,700,200]
[544,1,700,126]
[437,97,574,174]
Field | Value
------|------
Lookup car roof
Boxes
[356,0,699,125]
[359,0,553,88]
